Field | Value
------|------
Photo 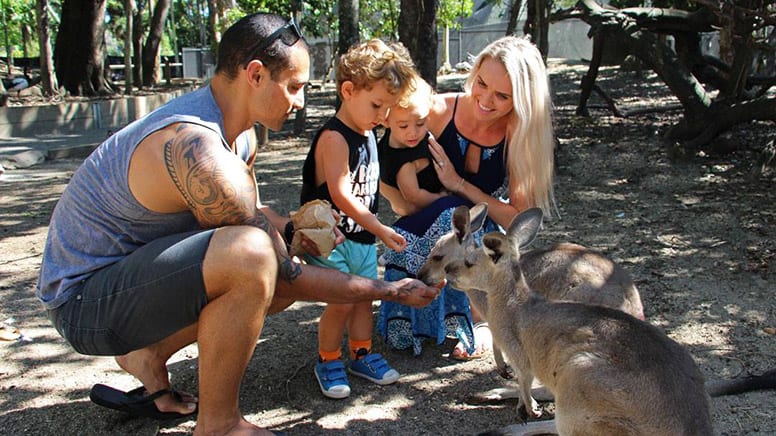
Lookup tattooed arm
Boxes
[161,124,437,307]
[162,124,301,283]
[270,268,439,314]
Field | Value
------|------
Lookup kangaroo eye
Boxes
[464,260,473,268]
[432,255,444,262]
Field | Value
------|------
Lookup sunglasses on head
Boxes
[243,17,303,67]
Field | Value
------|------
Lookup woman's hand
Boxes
[429,134,464,192]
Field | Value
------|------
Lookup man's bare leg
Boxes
[115,324,199,414]
[194,227,278,435]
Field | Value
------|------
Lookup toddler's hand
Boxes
[380,226,407,252]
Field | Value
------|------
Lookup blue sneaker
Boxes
[348,353,400,385]
[314,360,351,399]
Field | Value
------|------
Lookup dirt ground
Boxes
[1,60,775,435]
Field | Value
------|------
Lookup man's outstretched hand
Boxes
[385,278,440,308]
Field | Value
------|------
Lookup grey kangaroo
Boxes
[447,207,712,434]
[446,208,776,436]
[417,203,645,378]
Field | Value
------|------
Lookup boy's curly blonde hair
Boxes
[336,39,418,99]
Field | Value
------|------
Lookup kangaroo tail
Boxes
[706,368,776,397]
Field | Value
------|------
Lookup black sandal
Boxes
[89,383,197,420]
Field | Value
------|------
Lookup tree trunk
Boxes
[0,72,6,106]
[124,0,135,94]
[576,34,604,116]
[575,0,776,148]
[506,0,523,36]
[578,0,712,117]
[399,0,438,88]
[54,0,111,96]
[206,0,221,45]
[292,0,305,135]
[141,0,171,86]
[338,0,359,56]
[535,0,549,57]
[21,21,31,59]
[399,0,419,55]
[668,95,776,148]
[524,0,551,56]
[523,0,535,41]
[132,0,145,87]
[416,0,438,87]
[36,0,58,96]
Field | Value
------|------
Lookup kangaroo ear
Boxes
[469,203,489,233]
[483,232,507,263]
[452,205,471,243]
[507,208,543,250]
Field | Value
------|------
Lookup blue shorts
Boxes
[47,230,213,356]
[304,239,377,279]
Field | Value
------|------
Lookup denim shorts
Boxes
[47,230,214,356]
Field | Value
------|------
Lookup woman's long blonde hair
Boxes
[464,36,556,216]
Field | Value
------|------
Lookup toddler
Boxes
[378,77,446,216]
[299,39,416,399]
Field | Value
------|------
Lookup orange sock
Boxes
[349,339,372,360]
[319,349,342,363]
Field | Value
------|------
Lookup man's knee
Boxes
[204,226,278,300]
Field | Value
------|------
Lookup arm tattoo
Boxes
[380,280,416,299]
[164,125,299,283]
[164,127,257,227]
[279,255,302,282]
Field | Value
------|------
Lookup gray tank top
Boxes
[36,85,254,309]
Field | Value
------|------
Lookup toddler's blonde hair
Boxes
[394,76,434,115]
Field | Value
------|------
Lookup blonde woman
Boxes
[378,36,555,358]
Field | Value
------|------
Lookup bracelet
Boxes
[454,177,465,193]
[284,220,295,243]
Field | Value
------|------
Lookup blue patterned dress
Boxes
[377,96,508,356]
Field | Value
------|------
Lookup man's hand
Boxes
[384,278,439,308]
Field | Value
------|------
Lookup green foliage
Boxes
[221,7,247,33]
[299,0,337,39]
[0,0,39,58]
[359,0,399,40]
[173,1,211,48]
[438,0,474,30]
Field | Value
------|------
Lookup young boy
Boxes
[378,77,447,216]
[300,39,416,399]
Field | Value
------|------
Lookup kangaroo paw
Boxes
[499,364,515,380]
[517,398,543,420]
[466,387,521,404]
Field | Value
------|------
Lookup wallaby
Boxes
[445,207,714,435]
[417,203,645,377]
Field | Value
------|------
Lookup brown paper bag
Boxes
[289,199,337,257]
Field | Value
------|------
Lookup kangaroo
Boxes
[417,203,645,377]
[444,208,776,435]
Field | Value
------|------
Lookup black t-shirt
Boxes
[301,117,379,244]
[378,130,443,193]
